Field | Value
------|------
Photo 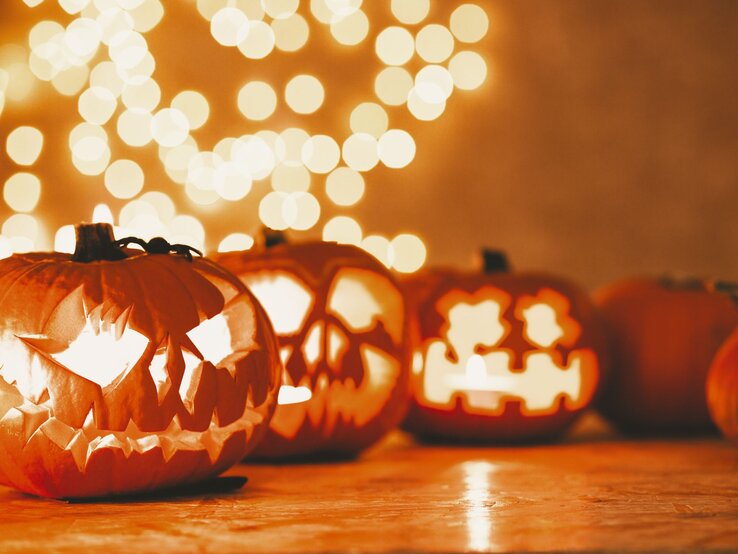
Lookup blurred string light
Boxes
[1,0,490,272]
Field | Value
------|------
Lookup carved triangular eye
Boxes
[19,292,147,390]
[242,271,314,335]
[327,268,404,343]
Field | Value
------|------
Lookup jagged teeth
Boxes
[8,398,263,471]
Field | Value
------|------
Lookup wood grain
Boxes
[1,416,737,553]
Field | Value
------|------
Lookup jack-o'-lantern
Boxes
[215,232,408,459]
[707,285,738,440]
[597,277,738,434]
[403,250,603,442]
[0,224,281,498]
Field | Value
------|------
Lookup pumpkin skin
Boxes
[707,326,738,440]
[595,277,738,434]
[0,225,281,498]
[402,257,603,442]
[215,240,409,459]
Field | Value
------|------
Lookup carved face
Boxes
[404,272,601,441]
[216,242,408,458]
[0,252,280,498]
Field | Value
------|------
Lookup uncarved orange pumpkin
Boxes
[402,250,604,442]
[707,324,738,440]
[215,233,409,459]
[0,224,281,498]
[595,277,738,434]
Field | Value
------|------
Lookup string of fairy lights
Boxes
[0,0,489,273]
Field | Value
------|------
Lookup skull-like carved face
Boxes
[404,272,601,441]
[0,251,280,498]
[217,241,408,458]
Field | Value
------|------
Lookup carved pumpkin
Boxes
[403,250,603,442]
[0,224,281,498]
[596,277,738,434]
[215,232,408,459]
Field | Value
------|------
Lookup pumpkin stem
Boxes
[259,227,288,249]
[658,274,704,290]
[480,249,510,274]
[72,223,128,263]
[707,280,738,306]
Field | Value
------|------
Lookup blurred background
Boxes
[0,0,736,288]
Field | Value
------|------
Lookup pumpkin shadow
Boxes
[242,451,359,466]
[64,476,248,504]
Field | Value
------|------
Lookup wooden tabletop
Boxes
[1,415,737,554]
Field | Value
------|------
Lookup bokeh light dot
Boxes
[290,192,321,231]
[449,50,488,90]
[415,64,454,104]
[218,233,254,253]
[378,129,416,168]
[342,133,378,172]
[375,26,414,66]
[391,233,426,273]
[361,234,391,267]
[325,166,364,206]
[237,21,275,59]
[450,3,489,43]
[285,74,324,114]
[272,163,311,192]
[407,88,446,120]
[323,215,362,245]
[390,0,430,25]
[272,14,309,52]
[51,64,89,96]
[171,90,209,130]
[259,191,289,230]
[350,102,388,137]
[415,24,454,63]
[78,86,117,124]
[117,108,153,146]
[210,7,250,46]
[6,126,44,166]
[121,77,160,112]
[301,134,340,174]
[150,107,190,147]
[4,173,41,212]
[89,60,125,97]
[104,159,144,199]
[130,0,165,33]
[330,9,369,46]
[238,81,277,121]
[263,0,299,19]
[214,161,252,201]
[374,66,413,106]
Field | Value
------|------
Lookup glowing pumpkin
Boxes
[596,277,738,434]
[403,250,603,441]
[215,233,408,459]
[0,224,281,498]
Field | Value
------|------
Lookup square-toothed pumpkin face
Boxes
[414,285,599,417]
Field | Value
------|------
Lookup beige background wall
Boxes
[1,0,736,288]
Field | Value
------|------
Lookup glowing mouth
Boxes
[0,384,265,472]
[423,344,595,415]
[269,344,401,439]
[278,385,313,405]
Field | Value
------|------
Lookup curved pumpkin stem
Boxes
[258,227,288,249]
[72,223,128,263]
[708,280,738,306]
[479,248,510,274]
